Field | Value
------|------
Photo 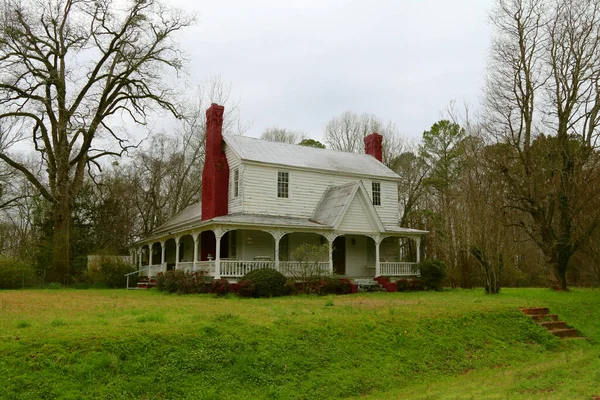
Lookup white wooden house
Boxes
[131,104,426,280]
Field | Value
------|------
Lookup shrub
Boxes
[0,256,36,289]
[155,270,209,294]
[283,279,297,295]
[418,260,447,291]
[46,282,63,290]
[88,257,136,288]
[210,279,231,296]
[241,268,287,298]
[235,279,256,297]
[322,277,353,295]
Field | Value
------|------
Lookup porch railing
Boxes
[220,260,275,277]
[177,262,195,272]
[194,261,215,275]
[279,261,330,277]
[380,262,420,277]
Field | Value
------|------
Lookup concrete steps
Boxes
[520,307,584,340]
[352,279,385,292]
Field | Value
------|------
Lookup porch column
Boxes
[193,233,199,272]
[214,229,222,279]
[415,237,421,263]
[138,248,142,269]
[175,237,180,270]
[328,239,334,275]
[374,236,382,277]
[161,241,166,273]
[274,236,280,271]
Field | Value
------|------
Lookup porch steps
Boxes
[136,277,157,289]
[520,307,584,339]
[353,279,385,293]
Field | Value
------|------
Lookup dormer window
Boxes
[233,168,239,198]
[277,171,289,198]
[372,182,381,206]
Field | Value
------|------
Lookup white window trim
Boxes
[372,181,381,206]
[233,168,239,198]
[277,171,289,199]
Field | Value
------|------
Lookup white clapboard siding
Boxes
[241,164,399,226]
[226,145,243,214]
[338,196,377,233]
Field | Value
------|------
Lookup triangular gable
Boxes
[311,181,384,233]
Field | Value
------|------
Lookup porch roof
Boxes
[139,210,332,244]
[383,226,429,235]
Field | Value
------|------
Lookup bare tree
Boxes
[0,0,194,282]
[261,127,306,144]
[485,0,600,290]
[324,111,405,169]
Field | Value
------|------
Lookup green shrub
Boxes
[418,260,447,291]
[46,282,63,290]
[0,256,36,289]
[241,268,287,298]
[88,257,136,288]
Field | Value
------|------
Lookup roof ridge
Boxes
[223,133,379,158]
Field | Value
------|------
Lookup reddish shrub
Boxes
[235,279,256,297]
[210,279,231,296]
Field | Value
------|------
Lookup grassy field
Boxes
[0,288,598,399]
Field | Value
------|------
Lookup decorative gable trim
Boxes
[310,180,385,233]
[333,181,385,232]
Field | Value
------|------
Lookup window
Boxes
[233,168,239,198]
[277,171,289,198]
[372,182,381,206]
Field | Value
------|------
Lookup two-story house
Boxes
[131,104,426,280]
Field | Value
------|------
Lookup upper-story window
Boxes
[372,182,381,206]
[277,171,289,198]
[233,168,239,198]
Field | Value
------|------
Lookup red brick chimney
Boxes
[364,133,383,162]
[202,103,229,221]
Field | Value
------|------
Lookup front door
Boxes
[332,236,346,275]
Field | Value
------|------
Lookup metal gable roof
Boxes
[223,134,400,180]
[310,181,385,232]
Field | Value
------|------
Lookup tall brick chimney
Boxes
[202,103,229,221]
[364,133,383,162]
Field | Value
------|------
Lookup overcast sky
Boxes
[170,0,494,143]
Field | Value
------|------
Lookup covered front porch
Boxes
[131,225,422,280]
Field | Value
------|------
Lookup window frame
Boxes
[277,171,289,198]
[372,181,381,206]
[233,168,239,198]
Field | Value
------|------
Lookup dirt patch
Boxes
[335,298,419,308]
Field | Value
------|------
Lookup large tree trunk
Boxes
[552,245,572,291]
[51,198,72,284]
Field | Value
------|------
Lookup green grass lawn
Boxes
[0,288,598,399]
